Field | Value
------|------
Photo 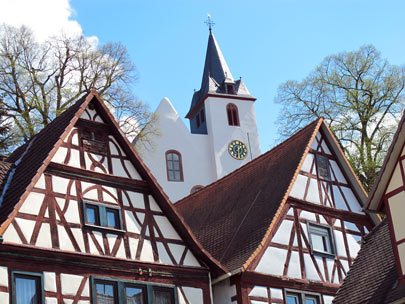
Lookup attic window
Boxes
[200,109,205,123]
[316,154,330,180]
[81,127,107,154]
[196,113,201,128]
[226,84,235,95]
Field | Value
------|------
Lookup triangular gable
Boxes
[246,121,375,272]
[368,112,405,211]
[0,90,224,274]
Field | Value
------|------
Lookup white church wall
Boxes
[140,98,216,202]
[205,97,260,180]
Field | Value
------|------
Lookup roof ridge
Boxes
[175,117,322,207]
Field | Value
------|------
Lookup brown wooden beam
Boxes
[241,271,339,295]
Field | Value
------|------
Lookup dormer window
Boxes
[316,154,330,180]
[200,109,205,123]
[226,103,240,126]
[81,127,107,154]
[226,84,235,95]
[196,113,201,128]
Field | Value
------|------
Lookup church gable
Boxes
[290,130,364,214]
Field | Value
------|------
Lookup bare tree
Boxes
[0,24,156,152]
[276,45,405,192]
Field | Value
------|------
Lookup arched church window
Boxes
[226,103,240,126]
[165,150,183,182]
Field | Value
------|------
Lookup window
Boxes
[200,109,205,123]
[12,271,44,304]
[307,222,335,256]
[285,290,320,304]
[84,201,122,230]
[95,280,117,304]
[92,277,175,304]
[226,103,239,126]
[81,127,107,154]
[316,154,330,180]
[226,84,235,95]
[165,151,183,182]
[196,113,201,128]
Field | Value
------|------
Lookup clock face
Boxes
[228,140,248,160]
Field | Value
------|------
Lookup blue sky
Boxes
[3,0,405,151]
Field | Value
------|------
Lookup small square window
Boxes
[86,205,99,225]
[12,272,43,304]
[106,208,120,229]
[286,290,320,304]
[95,280,117,304]
[153,286,175,303]
[125,285,146,303]
[316,154,330,180]
[308,223,335,255]
[84,201,122,231]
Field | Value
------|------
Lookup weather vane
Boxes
[205,14,215,31]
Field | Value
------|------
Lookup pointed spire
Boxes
[186,28,254,119]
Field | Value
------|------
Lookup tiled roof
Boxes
[0,160,12,192]
[333,219,405,304]
[175,119,320,271]
[0,93,89,224]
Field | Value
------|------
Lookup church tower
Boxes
[137,28,261,201]
[186,29,261,179]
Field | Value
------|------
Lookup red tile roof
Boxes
[333,220,404,304]
[175,118,321,271]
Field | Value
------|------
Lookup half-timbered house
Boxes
[0,90,225,303]
[333,113,405,304]
[175,118,378,304]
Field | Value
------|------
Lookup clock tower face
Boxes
[228,140,248,160]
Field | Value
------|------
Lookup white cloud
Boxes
[0,0,97,43]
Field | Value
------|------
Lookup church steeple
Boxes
[186,30,254,119]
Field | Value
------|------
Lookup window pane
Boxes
[174,171,181,181]
[15,275,39,304]
[168,171,175,181]
[125,286,144,304]
[173,161,180,170]
[306,297,317,304]
[96,282,116,304]
[167,153,173,161]
[171,153,179,161]
[286,295,299,304]
[106,209,119,229]
[153,288,173,304]
[311,233,326,252]
[86,206,98,225]
[167,161,173,170]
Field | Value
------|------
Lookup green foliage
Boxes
[276,45,405,192]
[0,24,156,152]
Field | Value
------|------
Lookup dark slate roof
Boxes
[0,161,12,192]
[188,30,253,115]
[0,93,89,224]
[175,118,321,271]
[333,220,405,304]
